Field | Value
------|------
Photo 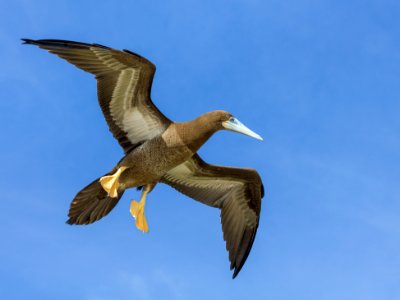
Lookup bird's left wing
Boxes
[23,39,171,153]
[161,154,264,278]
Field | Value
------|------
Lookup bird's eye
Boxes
[229,117,235,122]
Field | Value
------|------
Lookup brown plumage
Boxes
[23,39,264,278]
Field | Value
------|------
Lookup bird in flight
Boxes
[23,39,264,278]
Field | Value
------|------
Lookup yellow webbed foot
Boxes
[99,167,127,198]
[130,199,149,233]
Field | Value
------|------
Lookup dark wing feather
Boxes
[22,39,171,153]
[161,154,264,278]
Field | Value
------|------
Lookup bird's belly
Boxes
[119,138,193,187]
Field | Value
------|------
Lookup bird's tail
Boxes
[66,173,125,225]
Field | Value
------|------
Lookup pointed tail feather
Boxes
[67,176,124,225]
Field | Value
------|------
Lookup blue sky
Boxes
[1,0,400,299]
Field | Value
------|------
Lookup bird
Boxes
[23,39,264,278]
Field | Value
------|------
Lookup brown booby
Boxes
[23,39,264,278]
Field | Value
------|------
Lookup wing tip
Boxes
[21,38,36,45]
[229,226,259,279]
[65,217,76,225]
[21,38,110,50]
[231,263,243,279]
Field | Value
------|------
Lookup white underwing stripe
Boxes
[91,48,126,71]
[109,69,163,145]
[124,108,160,144]
[113,69,139,112]
[110,69,137,129]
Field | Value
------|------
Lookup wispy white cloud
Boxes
[85,268,186,300]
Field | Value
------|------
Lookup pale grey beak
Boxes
[222,117,263,141]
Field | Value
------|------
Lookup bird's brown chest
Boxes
[119,131,193,187]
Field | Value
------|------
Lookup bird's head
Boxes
[204,110,263,141]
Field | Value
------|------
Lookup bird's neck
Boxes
[176,117,219,153]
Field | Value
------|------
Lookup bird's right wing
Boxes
[161,154,264,278]
[23,39,171,153]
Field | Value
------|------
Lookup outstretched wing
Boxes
[161,154,264,278]
[23,39,171,153]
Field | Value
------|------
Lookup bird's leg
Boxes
[99,166,128,198]
[130,184,155,233]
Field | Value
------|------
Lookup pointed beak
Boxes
[222,118,263,141]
